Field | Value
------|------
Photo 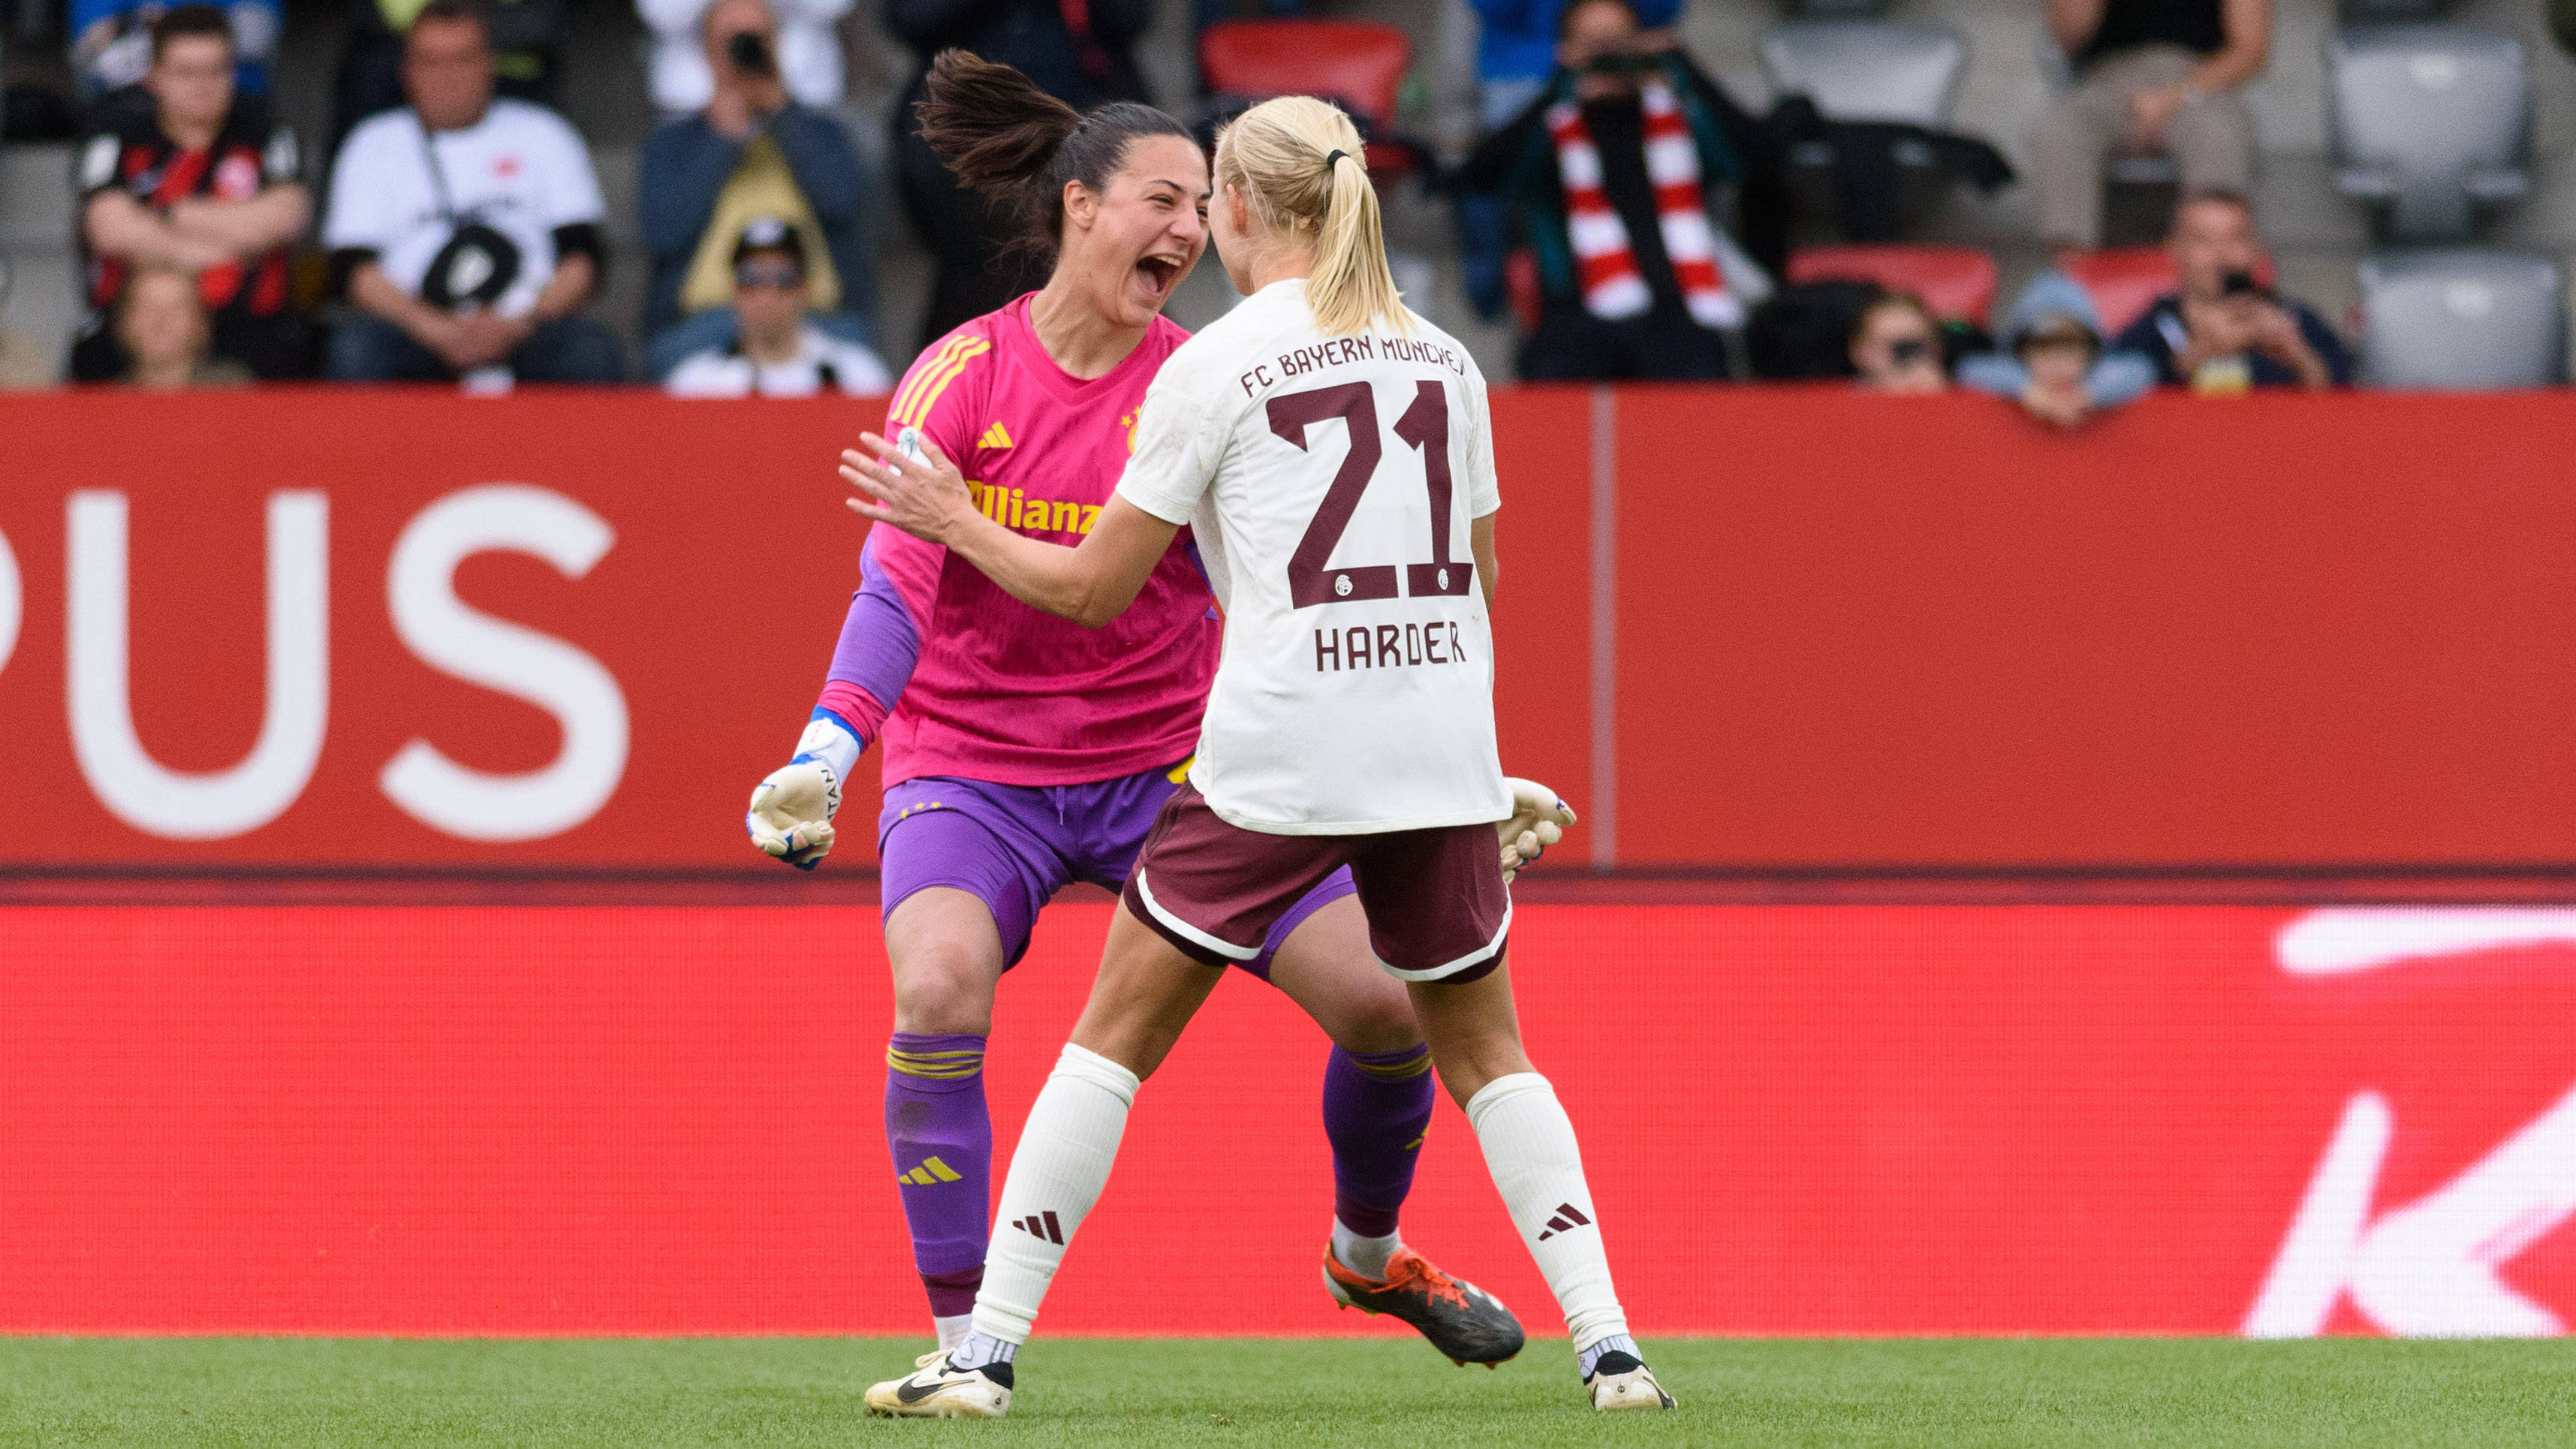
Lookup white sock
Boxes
[1332,1219,1404,1280]
[1466,1071,1631,1351]
[933,1313,972,1353]
[967,1043,1139,1347]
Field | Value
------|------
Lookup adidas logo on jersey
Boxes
[978,421,1014,449]
[1009,1212,1065,1245]
[1535,1202,1592,1241]
[897,1156,965,1186]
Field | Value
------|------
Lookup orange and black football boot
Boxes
[1323,1246,1526,1366]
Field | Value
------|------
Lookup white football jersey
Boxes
[1116,279,1510,835]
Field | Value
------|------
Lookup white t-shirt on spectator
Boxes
[664,325,891,397]
[323,98,604,319]
[637,0,854,113]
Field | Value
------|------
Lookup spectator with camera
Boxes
[639,0,854,115]
[664,215,892,396]
[1461,0,1755,381]
[2113,188,2348,393]
[884,0,1157,350]
[638,0,878,379]
[321,0,620,384]
[1455,0,1683,320]
[2029,0,2267,252]
[1847,291,1948,394]
[70,5,309,383]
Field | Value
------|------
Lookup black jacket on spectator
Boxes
[1463,51,1785,292]
[885,0,1157,350]
[2114,294,2355,388]
[1461,52,1778,381]
[639,106,876,341]
[69,86,311,381]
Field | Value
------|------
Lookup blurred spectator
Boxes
[2111,188,2349,393]
[69,5,309,383]
[1461,0,1748,381]
[321,0,621,384]
[1848,291,1946,394]
[1470,0,1676,132]
[639,0,878,378]
[2030,0,2267,251]
[73,0,279,100]
[664,216,892,396]
[334,0,568,150]
[1957,272,2155,426]
[1456,0,1682,321]
[886,0,1156,351]
[114,262,253,387]
[640,0,852,114]
[0,261,57,387]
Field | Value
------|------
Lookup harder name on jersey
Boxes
[1315,621,1469,673]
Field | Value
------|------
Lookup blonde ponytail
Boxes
[1213,96,1409,336]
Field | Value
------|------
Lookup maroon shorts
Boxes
[1119,782,1511,983]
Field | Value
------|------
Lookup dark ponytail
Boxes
[914,49,1195,263]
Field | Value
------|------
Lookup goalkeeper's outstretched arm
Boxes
[747,532,924,869]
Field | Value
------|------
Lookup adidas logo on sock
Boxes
[1010,1211,1065,1245]
[897,1156,965,1185]
[1535,1202,1592,1241]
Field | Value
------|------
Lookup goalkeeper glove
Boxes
[1497,776,1576,883]
[746,715,860,870]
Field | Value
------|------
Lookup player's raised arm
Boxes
[842,432,1177,628]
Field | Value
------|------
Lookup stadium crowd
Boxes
[0,0,2562,402]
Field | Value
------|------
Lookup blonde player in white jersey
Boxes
[840,94,1671,1419]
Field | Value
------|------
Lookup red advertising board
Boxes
[5,901,2570,1336]
[12,388,2576,874]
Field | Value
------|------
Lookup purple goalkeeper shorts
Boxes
[878,762,1357,975]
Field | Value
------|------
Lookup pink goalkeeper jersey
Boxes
[839,296,1217,787]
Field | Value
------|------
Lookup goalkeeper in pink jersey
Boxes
[744,51,1559,1365]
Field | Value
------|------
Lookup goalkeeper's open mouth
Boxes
[1133,252,1187,306]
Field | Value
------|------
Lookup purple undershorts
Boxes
[878,762,1357,977]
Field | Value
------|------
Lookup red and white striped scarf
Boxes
[1545,81,1739,329]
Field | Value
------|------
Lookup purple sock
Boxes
[1323,1043,1435,1240]
[884,1032,993,1318]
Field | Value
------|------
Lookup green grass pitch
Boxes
[1,1337,2569,1447]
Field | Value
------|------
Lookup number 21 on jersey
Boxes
[1267,380,1474,609]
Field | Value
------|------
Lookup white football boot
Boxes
[1584,1348,1677,1411]
[864,1349,1014,1418]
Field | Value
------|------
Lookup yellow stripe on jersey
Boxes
[1165,755,1194,784]
[892,336,993,431]
[887,335,974,424]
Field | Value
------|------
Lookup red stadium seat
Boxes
[1200,19,1410,123]
[2058,248,2178,336]
[1199,20,1416,176]
[2061,248,2276,336]
[1785,245,1998,325]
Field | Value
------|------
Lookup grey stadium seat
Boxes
[2357,249,2562,389]
[2328,26,2529,240]
[1758,21,1966,129]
